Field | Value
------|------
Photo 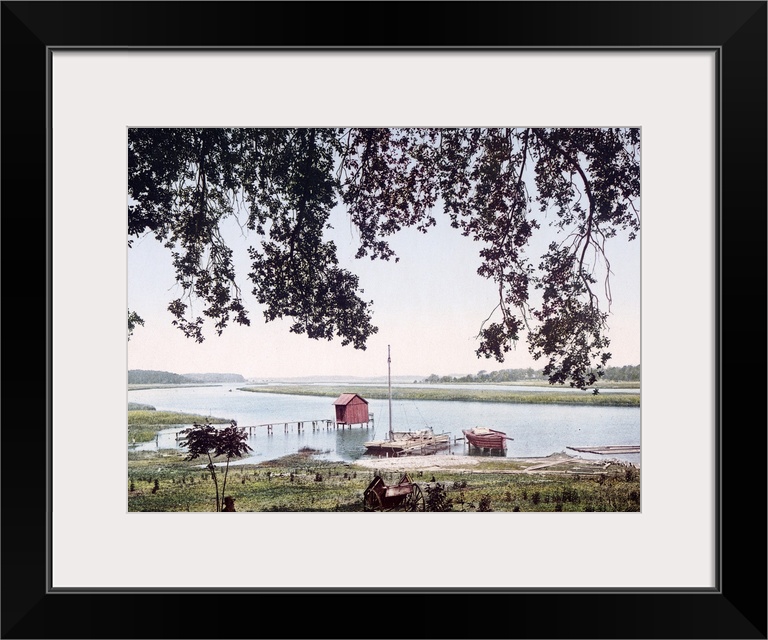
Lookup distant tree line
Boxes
[421,365,639,384]
[128,370,245,384]
[127,402,156,411]
[600,365,641,382]
[181,372,246,383]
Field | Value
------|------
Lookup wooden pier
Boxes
[394,439,452,457]
[173,414,374,440]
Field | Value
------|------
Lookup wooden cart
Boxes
[363,473,425,512]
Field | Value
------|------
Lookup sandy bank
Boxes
[351,454,484,471]
[349,451,639,474]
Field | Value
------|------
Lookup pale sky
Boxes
[128,193,641,380]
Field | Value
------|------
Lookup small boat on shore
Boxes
[364,428,451,456]
[363,345,450,457]
[462,427,512,451]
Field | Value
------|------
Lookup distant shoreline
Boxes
[238,384,640,407]
[128,383,221,391]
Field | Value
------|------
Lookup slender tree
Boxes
[214,421,252,511]
[180,422,252,512]
[180,423,221,511]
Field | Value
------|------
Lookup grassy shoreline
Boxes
[128,410,232,443]
[128,383,221,391]
[238,384,640,406]
[128,449,640,513]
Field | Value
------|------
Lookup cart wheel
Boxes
[364,490,384,512]
[404,484,425,512]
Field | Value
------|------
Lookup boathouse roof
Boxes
[332,393,368,406]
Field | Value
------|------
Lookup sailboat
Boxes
[362,346,450,457]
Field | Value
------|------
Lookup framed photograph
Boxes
[3,2,765,638]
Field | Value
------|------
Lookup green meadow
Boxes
[128,448,640,513]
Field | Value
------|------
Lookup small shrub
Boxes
[478,495,493,512]
[425,483,453,512]
[152,479,159,494]
[512,506,520,512]
[562,487,579,503]
[532,491,541,505]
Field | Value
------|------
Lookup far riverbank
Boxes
[238,384,640,407]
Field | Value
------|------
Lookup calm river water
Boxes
[128,383,640,465]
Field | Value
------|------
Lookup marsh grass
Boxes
[128,450,640,513]
[127,410,231,443]
[238,385,638,406]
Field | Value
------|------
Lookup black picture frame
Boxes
[2,2,765,638]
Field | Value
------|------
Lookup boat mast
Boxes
[388,344,393,441]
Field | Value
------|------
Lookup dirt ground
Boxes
[350,451,638,475]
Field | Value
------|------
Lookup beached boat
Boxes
[364,428,451,456]
[362,346,450,457]
[462,427,512,451]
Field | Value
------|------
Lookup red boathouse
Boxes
[333,393,370,427]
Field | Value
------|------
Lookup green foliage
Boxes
[625,466,639,482]
[129,127,640,391]
[179,421,253,511]
[127,402,156,411]
[127,309,144,340]
[478,495,493,512]
[128,410,232,443]
[127,410,229,426]
[127,451,640,513]
[604,364,641,382]
[425,482,453,512]
[423,365,640,386]
[182,372,246,383]
[128,369,192,384]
